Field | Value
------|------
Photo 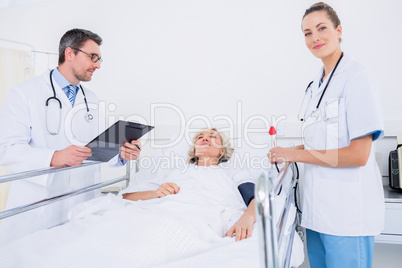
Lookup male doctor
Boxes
[0,29,140,243]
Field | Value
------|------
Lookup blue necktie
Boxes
[67,85,77,106]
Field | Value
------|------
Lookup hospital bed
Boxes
[0,145,303,268]
[256,161,301,268]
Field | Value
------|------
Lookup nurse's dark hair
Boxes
[58,28,102,65]
[302,2,341,28]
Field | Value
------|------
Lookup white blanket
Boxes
[0,165,304,268]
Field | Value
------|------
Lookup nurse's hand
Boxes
[120,140,141,161]
[268,146,294,164]
[51,145,92,167]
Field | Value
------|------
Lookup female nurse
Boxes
[269,2,384,268]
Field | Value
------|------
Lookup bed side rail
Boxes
[0,162,131,220]
[256,162,298,268]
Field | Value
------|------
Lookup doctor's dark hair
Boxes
[58,28,102,65]
[188,128,234,165]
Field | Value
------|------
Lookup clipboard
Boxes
[86,120,154,162]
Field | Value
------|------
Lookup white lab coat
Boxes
[0,69,119,243]
[300,53,385,236]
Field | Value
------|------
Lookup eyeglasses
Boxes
[71,47,103,63]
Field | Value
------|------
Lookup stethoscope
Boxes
[298,52,344,122]
[46,69,93,135]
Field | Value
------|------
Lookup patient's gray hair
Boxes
[188,128,234,164]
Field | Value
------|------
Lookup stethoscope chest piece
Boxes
[84,113,94,123]
[311,109,320,120]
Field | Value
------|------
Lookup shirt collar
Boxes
[52,68,81,91]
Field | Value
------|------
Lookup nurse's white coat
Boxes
[300,53,385,236]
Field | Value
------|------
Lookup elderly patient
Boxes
[122,128,256,241]
[0,128,261,268]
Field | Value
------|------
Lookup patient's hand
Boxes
[154,182,180,198]
[226,199,256,241]
[122,183,180,201]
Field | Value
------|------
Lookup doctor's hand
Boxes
[154,182,180,198]
[268,146,295,164]
[50,145,92,167]
[120,140,141,161]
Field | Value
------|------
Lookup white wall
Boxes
[0,0,401,169]
[0,0,401,130]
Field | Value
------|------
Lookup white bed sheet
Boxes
[0,165,303,268]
